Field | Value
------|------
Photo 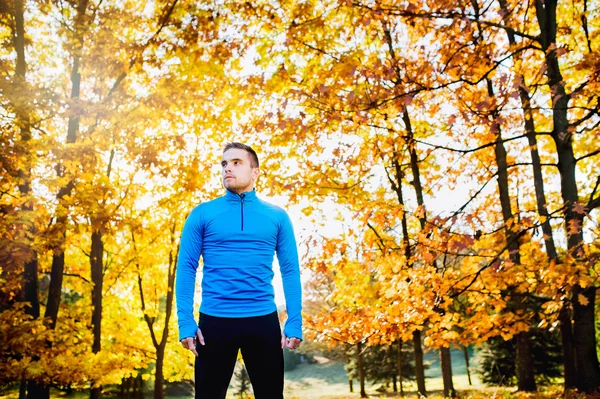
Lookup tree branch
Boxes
[45,272,90,284]
[576,149,600,163]
[571,97,600,127]
[580,0,593,53]
[132,230,160,349]
[414,134,525,154]
[448,226,532,298]
[588,176,600,210]
[366,221,387,253]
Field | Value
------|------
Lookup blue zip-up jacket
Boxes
[175,189,302,341]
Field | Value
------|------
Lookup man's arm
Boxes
[276,211,303,342]
[175,206,204,342]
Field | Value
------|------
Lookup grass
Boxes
[283,360,350,398]
[278,355,484,399]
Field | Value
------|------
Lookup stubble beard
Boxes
[224,177,252,194]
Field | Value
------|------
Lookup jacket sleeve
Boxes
[276,210,303,340]
[175,206,204,341]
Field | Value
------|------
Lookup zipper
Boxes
[240,193,245,231]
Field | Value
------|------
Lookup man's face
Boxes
[221,148,259,194]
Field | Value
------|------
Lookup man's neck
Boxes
[232,189,253,195]
[227,187,255,195]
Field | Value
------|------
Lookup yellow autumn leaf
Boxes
[578,294,590,306]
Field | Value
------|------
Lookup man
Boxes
[175,142,302,399]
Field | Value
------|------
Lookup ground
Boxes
[1,350,591,398]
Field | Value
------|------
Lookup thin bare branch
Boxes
[588,176,600,210]
[577,149,600,163]
[414,134,526,154]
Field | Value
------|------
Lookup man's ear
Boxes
[252,167,260,181]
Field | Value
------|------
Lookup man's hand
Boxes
[281,335,301,350]
[181,329,205,356]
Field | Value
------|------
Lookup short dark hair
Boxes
[223,142,259,168]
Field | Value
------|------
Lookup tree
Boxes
[232,360,251,399]
[2,0,44,395]
[131,215,179,399]
[346,342,417,393]
[476,327,563,386]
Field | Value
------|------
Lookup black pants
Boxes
[195,311,284,399]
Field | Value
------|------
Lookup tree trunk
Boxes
[404,110,427,398]
[154,344,165,399]
[346,347,354,393]
[89,148,115,399]
[572,283,599,391]
[45,33,83,331]
[397,340,404,396]
[440,347,455,398]
[13,1,45,397]
[14,0,39,336]
[463,345,472,386]
[45,248,65,330]
[357,341,367,398]
[90,229,104,399]
[516,331,536,391]
[413,331,426,397]
[19,378,26,399]
[533,0,600,391]
[558,304,577,389]
[26,380,48,399]
[487,77,537,392]
[90,229,104,353]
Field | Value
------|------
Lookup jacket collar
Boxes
[225,188,257,202]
